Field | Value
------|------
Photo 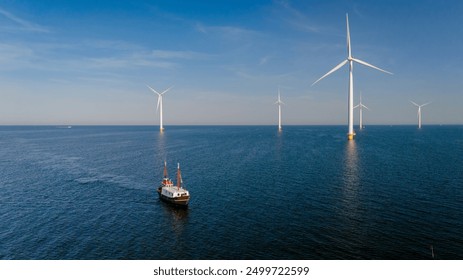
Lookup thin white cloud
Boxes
[0,6,50,33]
[0,37,212,73]
[213,25,255,36]
[195,22,207,34]
[228,65,299,82]
[0,43,33,59]
[259,55,271,65]
[81,39,143,51]
[150,49,211,60]
[196,22,260,40]
[0,43,35,68]
[274,0,321,33]
[83,55,177,69]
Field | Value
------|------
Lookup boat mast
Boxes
[176,163,182,189]
[163,161,168,178]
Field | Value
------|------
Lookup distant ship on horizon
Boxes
[157,162,190,206]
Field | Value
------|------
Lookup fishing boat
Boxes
[157,162,190,206]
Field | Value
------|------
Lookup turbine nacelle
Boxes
[275,88,284,105]
[410,100,431,109]
[275,98,285,105]
[147,85,173,111]
[354,103,370,110]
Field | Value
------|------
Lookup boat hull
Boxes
[157,187,190,206]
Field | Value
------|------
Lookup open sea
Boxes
[0,125,462,260]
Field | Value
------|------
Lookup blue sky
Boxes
[0,0,462,125]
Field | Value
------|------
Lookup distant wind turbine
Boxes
[312,13,392,140]
[353,93,370,130]
[146,85,173,132]
[275,88,284,132]
[410,101,431,129]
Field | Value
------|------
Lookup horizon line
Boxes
[0,124,461,127]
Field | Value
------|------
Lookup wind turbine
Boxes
[312,13,392,140]
[353,93,370,130]
[410,101,431,129]
[146,85,173,132]
[275,88,284,131]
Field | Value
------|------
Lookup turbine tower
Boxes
[353,93,370,130]
[410,101,431,129]
[146,85,173,132]
[312,14,392,140]
[275,88,284,132]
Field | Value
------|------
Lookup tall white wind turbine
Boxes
[353,93,370,130]
[410,101,431,129]
[146,85,173,132]
[275,88,284,131]
[312,14,392,140]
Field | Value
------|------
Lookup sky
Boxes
[0,0,462,125]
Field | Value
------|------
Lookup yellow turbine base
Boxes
[347,133,355,140]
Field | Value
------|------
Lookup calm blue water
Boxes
[0,125,462,259]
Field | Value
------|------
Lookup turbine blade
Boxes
[352,58,393,75]
[312,59,348,86]
[160,86,174,95]
[410,100,419,107]
[346,13,351,58]
[157,96,161,111]
[422,102,431,107]
[353,104,359,109]
[362,104,370,110]
[146,85,161,96]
